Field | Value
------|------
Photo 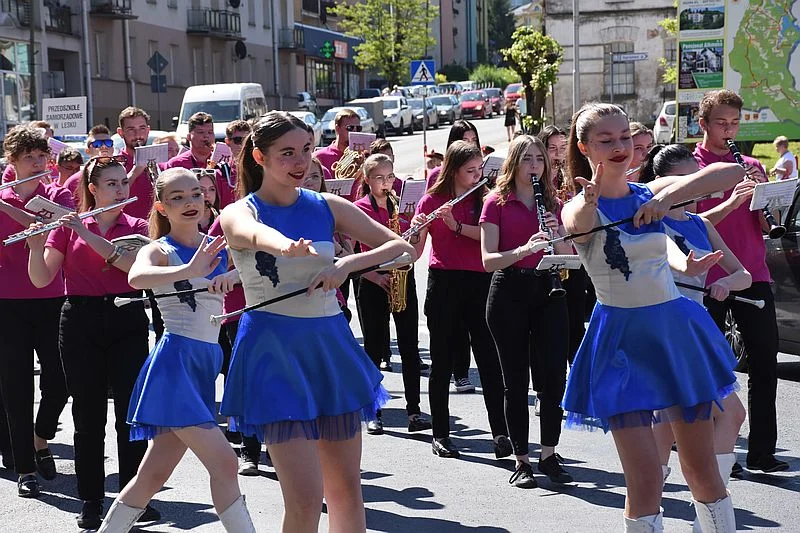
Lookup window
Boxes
[604,42,635,97]
[148,40,158,63]
[94,31,105,77]
[192,48,201,85]
[169,44,179,85]
[305,59,337,100]
[248,0,256,27]
[302,0,319,14]
[664,38,677,63]
[212,51,220,83]
[262,0,271,28]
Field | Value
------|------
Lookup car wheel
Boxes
[433,116,439,129]
[725,309,748,371]
[450,112,455,124]
[396,120,404,136]
[406,120,414,135]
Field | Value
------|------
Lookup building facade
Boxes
[545,0,677,127]
[429,0,489,72]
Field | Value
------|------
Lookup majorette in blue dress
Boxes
[127,235,229,441]
[562,183,737,432]
[220,188,389,444]
[663,212,713,305]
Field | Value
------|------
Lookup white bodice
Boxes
[663,214,713,305]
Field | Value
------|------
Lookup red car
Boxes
[460,90,491,119]
[484,88,505,114]
[504,82,523,104]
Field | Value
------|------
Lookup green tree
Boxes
[487,0,516,62]
[501,27,562,134]
[470,64,518,89]
[438,62,470,82]
[658,15,678,85]
[331,0,437,87]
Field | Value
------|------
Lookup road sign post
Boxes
[608,52,648,105]
[410,60,436,182]
[147,51,169,129]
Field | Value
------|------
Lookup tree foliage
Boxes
[438,62,470,82]
[470,64,518,89]
[501,27,563,133]
[331,0,437,87]
[658,2,678,85]
[487,0,516,63]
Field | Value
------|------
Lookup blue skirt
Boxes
[562,296,738,432]
[220,310,389,444]
[127,333,223,441]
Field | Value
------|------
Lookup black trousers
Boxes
[0,298,69,474]
[59,294,149,501]
[486,269,568,455]
[705,282,778,461]
[356,269,421,416]
[425,269,507,439]
[224,321,261,458]
[564,266,588,364]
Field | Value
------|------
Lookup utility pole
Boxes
[572,0,580,115]
[28,0,37,120]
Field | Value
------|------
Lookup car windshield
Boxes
[383,100,399,109]
[506,84,522,93]
[485,89,500,97]
[430,96,451,106]
[180,101,240,122]
[665,103,676,115]
[408,99,424,109]
[461,92,483,101]
[321,110,338,122]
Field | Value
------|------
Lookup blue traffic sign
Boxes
[150,75,167,94]
[410,60,435,86]
[147,51,169,74]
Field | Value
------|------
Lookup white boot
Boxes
[219,494,256,533]
[693,453,736,532]
[694,494,736,533]
[97,499,145,533]
[623,510,664,532]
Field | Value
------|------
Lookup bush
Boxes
[470,64,519,89]
[438,63,470,82]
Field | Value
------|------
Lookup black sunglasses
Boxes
[345,125,363,132]
[88,139,114,149]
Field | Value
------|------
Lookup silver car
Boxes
[288,111,322,147]
[320,106,377,143]
[408,98,439,130]
[428,95,462,125]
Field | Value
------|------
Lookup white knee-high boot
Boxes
[218,494,256,533]
[97,499,145,533]
[623,510,664,532]
[693,453,736,532]
[694,494,736,533]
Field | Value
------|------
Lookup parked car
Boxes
[296,92,318,115]
[653,100,676,144]
[437,82,464,95]
[504,82,523,105]
[177,83,267,141]
[483,88,505,115]
[460,80,477,92]
[380,96,414,136]
[320,106,377,144]
[288,111,322,147]
[460,90,491,119]
[408,98,439,130]
[346,97,386,137]
[357,88,382,99]
[428,94,462,125]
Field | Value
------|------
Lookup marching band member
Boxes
[480,135,574,488]
[2,120,56,183]
[116,107,157,220]
[425,120,481,190]
[353,154,432,436]
[55,149,83,188]
[626,122,654,183]
[411,140,510,459]
[561,102,745,532]
[0,126,72,497]
[99,168,254,532]
[153,133,182,161]
[639,144,749,531]
[63,125,116,199]
[196,169,220,233]
[26,155,158,530]
[223,119,252,190]
[219,112,412,532]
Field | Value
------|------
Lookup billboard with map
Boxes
[676,0,800,142]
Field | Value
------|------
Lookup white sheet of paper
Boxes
[749,178,798,210]
[110,234,152,254]
[47,138,69,157]
[348,132,376,152]
[325,178,356,197]
[482,155,504,180]
[134,144,169,166]
[210,142,233,163]
[399,179,427,215]
[24,195,72,222]
[536,255,583,271]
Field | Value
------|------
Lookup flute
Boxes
[0,170,53,191]
[675,282,765,309]
[3,197,138,245]
[725,139,786,239]
[401,178,488,240]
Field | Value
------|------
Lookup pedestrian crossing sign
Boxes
[410,60,435,86]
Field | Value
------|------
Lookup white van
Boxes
[177,83,267,141]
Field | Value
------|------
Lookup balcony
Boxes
[0,1,73,34]
[278,27,304,50]
[187,9,242,40]
[90,0,137,19]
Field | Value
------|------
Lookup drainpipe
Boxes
[271,0,281,110]
[81,0,93,125]
[123,19,135,106]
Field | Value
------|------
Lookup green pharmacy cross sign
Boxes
[320,41,335,59]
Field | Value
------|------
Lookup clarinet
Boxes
[725,140,786,239]
[531,173,566,298]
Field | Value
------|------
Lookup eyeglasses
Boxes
[86,154,127,179]
[229,136,246,145]
[345,125,363,132]
[370,174,396,183]
[89,139,114,149]
[191,168,216,177]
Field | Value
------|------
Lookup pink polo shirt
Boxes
[0,182,73,299]
[119,147,156,221]
[480,191,555,269]
[63,170,82,200]
[209,217,244,324]
[46,212,148,296]
[164,150,236,209]
[353,195,410,253]
[425,165,442,191]
[415,192,485,272]
[694,143,771,284]
[314,143,344,177]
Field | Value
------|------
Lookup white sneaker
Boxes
[454,377,475,392]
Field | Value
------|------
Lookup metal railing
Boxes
[90,0,134,17]
[278,27,304,49]
[0,1,72,34]
[187,9,242,37]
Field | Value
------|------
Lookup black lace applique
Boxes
[254,251,280,287]
[604,228,632,281]
[673,235,691,256]
[173,280,197,312]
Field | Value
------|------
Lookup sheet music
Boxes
[47,138,69,157]
[482,155,504,178]
[325,178,356,197]
[24,195,72,222]
[210,142,233,164]
[749,178,798,210]
[399,179,427,216]
[110,235,152,254]
[134,144,169,166]
[348,132,376,152]
[536,255,582,271]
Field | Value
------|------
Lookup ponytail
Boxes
[236,133,262,199]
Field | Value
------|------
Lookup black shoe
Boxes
[34,448,57,480]
[509,463,537,488]
[419,358,429,371]
[408,415,432,432]
[225,429,243,445]
[494,435,513,459]
[138,504,161,523]
[746,454,790,473]
[730,461,744,478]
[2,452,14,471]
[367,417,384,435]
[238,448,260,476]
[77,500,103,529]
[538,453,574,484]
[379,360,392,372]
[432,437,460,458]
[17,474,40,498]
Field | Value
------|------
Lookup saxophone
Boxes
[386,190,411,313]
